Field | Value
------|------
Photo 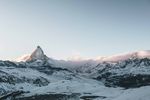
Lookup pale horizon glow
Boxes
[0,0,150,60]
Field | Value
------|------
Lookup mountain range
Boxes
[0,46,150,100]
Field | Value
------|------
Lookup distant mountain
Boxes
[16,46,150,64]
[16,46,48,62]
[96,50,150,62]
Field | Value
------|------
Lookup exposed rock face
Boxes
[27,46,48,61]
[93,58,150,88]
[15,46,48,62]
[30,46,45,60]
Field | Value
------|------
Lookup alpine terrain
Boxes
[1,46,150,100]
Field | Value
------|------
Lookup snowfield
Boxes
[113,86,150,100]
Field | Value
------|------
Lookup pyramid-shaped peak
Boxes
[15,46,49,62]
[33,46,44,54]
[30,46,45,60]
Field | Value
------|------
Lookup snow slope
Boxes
[113,86,150,100]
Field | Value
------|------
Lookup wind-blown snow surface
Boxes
[25,86,150,100]
[113,86,150,100]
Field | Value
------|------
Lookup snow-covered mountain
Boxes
[16,47,150,63]
[95,50,150,62]
[1,46,150,100]
[16,46,48,62]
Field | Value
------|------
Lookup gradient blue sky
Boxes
[0,0,150,60]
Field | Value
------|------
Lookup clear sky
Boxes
[0,0,150,60]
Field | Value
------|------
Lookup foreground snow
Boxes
[113,86,150,100]
[21,80,150,100]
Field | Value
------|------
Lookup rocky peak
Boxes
[29,46,46,61]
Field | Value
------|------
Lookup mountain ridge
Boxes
[15,46,150,63]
